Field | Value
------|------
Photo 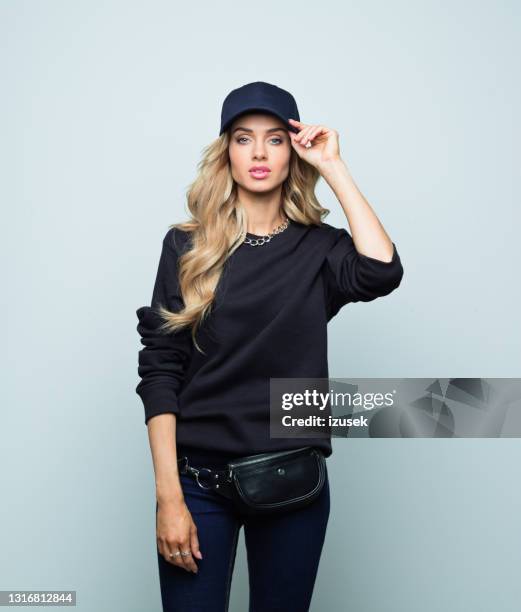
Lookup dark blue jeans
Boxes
[156,461,330,612]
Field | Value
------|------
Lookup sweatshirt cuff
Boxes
[357,242,403,289]
[138,386,181,425]
[357,241,399,266]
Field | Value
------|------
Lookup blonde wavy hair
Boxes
[156,129,330,353]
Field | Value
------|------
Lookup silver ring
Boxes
[194,467,215,490]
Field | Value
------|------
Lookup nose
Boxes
[252,141,267,160]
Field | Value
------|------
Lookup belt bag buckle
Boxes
[177,456,234,495]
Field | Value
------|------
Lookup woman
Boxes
[135,81,404,611]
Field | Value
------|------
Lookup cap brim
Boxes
[220,106,299,135]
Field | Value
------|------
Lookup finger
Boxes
[298,130,317,149]
[301,126,325,145]
[288,118,309,134]
[295,125,315,144]
[191,524,203,560]
[298,126,318,145]
[288,118,305,127]
[177,538,198,573]
[289,130,310,150]
[164,543,182,566]
[169,548,192,572]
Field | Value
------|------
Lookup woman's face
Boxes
[228,113,291,193]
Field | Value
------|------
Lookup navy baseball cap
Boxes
[219,81,300,136]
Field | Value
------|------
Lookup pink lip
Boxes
[249,167,271,180]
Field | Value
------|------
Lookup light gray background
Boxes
[1,1,520,610]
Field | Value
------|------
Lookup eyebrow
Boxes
[232,126,286,134]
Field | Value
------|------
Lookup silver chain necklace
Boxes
[244,217,290,247]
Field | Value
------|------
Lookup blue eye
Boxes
[235,136,283,145]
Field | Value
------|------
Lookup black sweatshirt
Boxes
[135,219,404,467]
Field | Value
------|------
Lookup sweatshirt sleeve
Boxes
[135,229,193,425]
[323,228,404,320]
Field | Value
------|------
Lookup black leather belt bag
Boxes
[177,446,326,516]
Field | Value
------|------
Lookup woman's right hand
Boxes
[156,499,202,573]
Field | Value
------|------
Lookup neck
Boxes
[247,213,286,235]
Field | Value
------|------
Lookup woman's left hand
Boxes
[287,118,341,170]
